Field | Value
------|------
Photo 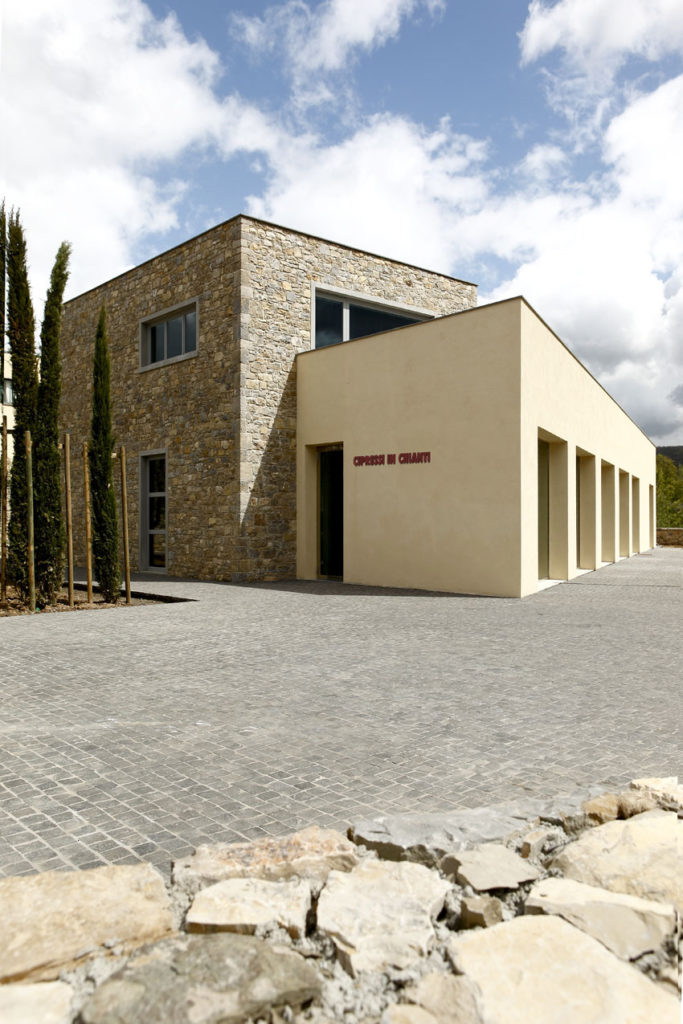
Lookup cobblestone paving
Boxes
[1,548,681,879]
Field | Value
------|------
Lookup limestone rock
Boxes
[552,810,683,911]
[0,864,174,983]
[316,860,450,975]
[460,895,503,929]
[186,876,311,938]
[173,827,358,895]
[448,915,679,1023]
[519,826,564,861]
[631,776,683,813]
[440,844,539,891]
[79,932,322,1024]
[405,972,483,1023]
[525,877,676,960]
[615,790,659,817]
[348,800,546,865]
[382,1006,439,1024]
[0,981,73,1024]
[582,793,620,824]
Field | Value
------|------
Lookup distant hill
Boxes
[657,446,683,468]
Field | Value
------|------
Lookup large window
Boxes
[141,453,167,569]
[314,292,429,349]
[2,378,12,406]
[140,303,197,368]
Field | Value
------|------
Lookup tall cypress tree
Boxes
[1,202,6,402]
[34,242,71,604]
[89,303,120,602]
[7,210,38,598]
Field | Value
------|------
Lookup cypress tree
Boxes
[7,210,38,598]
[34,242,71,604]
[89,303,120,602]
[1,202,5,402]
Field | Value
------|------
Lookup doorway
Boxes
[538,439,549,578]
[319,447,343,579]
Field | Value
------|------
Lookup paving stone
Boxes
[405,972,483,1024]
[79,932,322,1024]
[525,877,676,960]
[448,915,680,1023]
[552,810,683,911]
[173,827,358,896]
[440,844,539,891]
[0,864,174,982]
[317,860,450,975]
[186,876,311,938]
[460,894,504,929]
[0,980,73,1024]
[1,549,681,879]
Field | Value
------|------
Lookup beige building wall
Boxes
[519,301,656,597]
[297,301,523,597]
[297,298,656,598]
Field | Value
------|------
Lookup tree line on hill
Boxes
[1,202,120,607]
[656,453,683,528]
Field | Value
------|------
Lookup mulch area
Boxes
[0,584,158,616]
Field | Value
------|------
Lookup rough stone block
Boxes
[0,981,73,1024]
[440,843,539,891]
[186,876,311,938]
[460,895,504,929]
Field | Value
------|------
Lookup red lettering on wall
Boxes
[353,451,431,467]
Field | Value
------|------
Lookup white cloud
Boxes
[0,0,228,304]
[520,0,683,74]
[232,0,443,106]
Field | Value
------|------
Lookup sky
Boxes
[2,0,683,443]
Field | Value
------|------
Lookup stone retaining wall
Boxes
[657,528,683,547]
[1,776,680,1023]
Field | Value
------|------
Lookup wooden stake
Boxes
[120,444,131,605]
[64,432,74,607]
[1,416,8,608]
[83,441,93,603]
[25,430,35,613]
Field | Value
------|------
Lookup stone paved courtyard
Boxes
[0,548,681,879]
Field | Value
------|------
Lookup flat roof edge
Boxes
[64,214,478,305]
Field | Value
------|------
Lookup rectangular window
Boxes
[140,302,198,368]
[2,378,13,406]
[314,292,429,349]
[141,453,167,569]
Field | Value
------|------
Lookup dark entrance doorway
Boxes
[538,439,550,578]
[319,447,343,578]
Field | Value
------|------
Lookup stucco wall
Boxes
[60,218,241,579]
[296,301,523,597]
[520,300,656,596]
[238,217,477,580]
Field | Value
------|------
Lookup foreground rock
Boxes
[403,972,483,1024]
[186,876,311,938]
[525,877,676,960]
[552,810,683,911]
[173,827,358,895]
[79,933,322,1024]
[317,860,450,975]
[448,915,680,1023]
[631,775,683,813]
[0,864,174,983]
[0,981,73,1024]
[441,843,539,891]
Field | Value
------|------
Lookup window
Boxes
[314,292,429,349]
[2,378,12,406]
[141,453,167,569]
[140,302,197,368]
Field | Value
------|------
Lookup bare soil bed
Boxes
[0,584,159,616]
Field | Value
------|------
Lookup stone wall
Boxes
[60,215,477,582]
[656,528,683,547]
[237,217,477,580]
[60,219,241,579]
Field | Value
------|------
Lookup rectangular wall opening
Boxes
[576,452,596,570]
[318,446,343,579]
[632,476,640,554]
[141,452,167,570]
[538,439,550,579]
[601,461,616,563]
[649,484,655,549]
[619,470,630,557]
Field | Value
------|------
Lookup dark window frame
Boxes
[139,449,168,572]
[312,287,433,350]
[139,299,199,370]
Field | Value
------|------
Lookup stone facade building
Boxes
[60,216,476,582]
